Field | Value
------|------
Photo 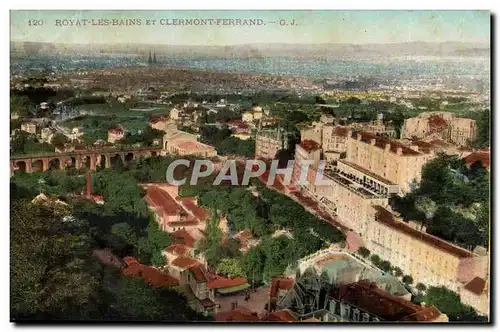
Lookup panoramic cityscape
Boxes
[9,10,490,323]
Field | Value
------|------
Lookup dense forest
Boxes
[10,185,208,321]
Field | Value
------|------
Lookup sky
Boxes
[10,10,490,45]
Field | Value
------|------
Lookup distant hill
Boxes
[10,41,490,59]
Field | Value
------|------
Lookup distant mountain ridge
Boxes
[10,41,490,59]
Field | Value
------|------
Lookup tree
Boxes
[357,246,370,258]
[392,267,403,278]
[402,275,413,285]
[216,258,244,277]
[10,199,99,320]
[51,132,70,147]
[241,246,266,286]
[416,283,427,292]
[423,286,485,322]
[147,219,172,267]
[415,196,437,221]
[199,208,223,267]
[472,109,490,148]
[379,260,392,272]
[370,254,381,266]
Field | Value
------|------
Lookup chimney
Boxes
[347,129,352,138]
[86,172,91,197]
[356,133,362,141]
[410,145,419,152]
[396,147,403,155]
[370,138,376,146]
[385,143,391,152]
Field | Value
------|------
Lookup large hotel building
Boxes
[291,127,489,316]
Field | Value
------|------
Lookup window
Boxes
[362,313,370,322]
[329,300,337,314]
[353,309,360,321]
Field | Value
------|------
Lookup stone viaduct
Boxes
[10,147,163,176]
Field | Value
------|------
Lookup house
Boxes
[167,256,218,316]
[40,127,56,143]
[206,276,250,296]
[21,121,37,134]
[149,114,169,132]
[242,111,254,123]
[463,151,490,170]
[121,256,179,288]
[108,125,125,143]
[163,121,217,158]
[143,184,210,233]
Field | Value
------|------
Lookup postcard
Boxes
[10,10,490,323]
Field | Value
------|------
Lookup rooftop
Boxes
[188,265,207,283]
[174,140,215,151]
[262,309,297,322]
[171,256,201,270]
[463,277,487,296]
[207,276,248,289]
[372,205,473,258]
[464,152,490,169]
[270,278,295,298]
[299,139,321,153]
[121,256,179,288]
[332,126,351,137]
[171,229,196,248]
[331,280,442,322]
[351,131,421,156]
[164,243,191,256]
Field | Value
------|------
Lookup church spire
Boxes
[153,50,157,64]
[148,50,153,66]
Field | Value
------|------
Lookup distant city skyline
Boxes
[11,10,490,46]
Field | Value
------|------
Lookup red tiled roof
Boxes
[464,152,490,169]
[171,229,196,248]
[262,310,297,322]
[372,205,472,258]
[180,198,209,220]
[463,277,487,295]
[171,256,200,269]
[333,126,350,137]
[175,140,214,151]
[331,280,441,322]
[299,139,320,153]
[121,256,179,288]
[429,139,446,146]
[207,276,248,289]
[165,244,190,256]
[145,185,182,216]
[189,265,207,283]
[270,278,295,298]
[167,220,199,227]
[351,131,421,156]
[149,115,168,124]
[428,115,448,133]
[215,307,260,322]
[123,256,140,266]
